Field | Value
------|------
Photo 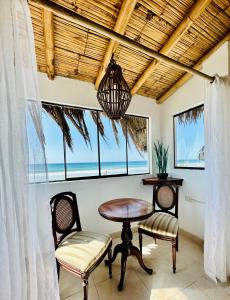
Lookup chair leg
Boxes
[176,234,179,252]
[139,230,143,254]
[83,278,88,300]
[108,245,112,278]
[56,260,60,280]
[172,239,176,274]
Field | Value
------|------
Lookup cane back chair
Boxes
[138,184,179,273]
[50,192,112,300]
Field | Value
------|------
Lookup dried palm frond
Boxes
[64,107,91,146]
[117,115,147,155]
[124,116,147,153]
[177,105,204,125]
[42,104,73,150]
[90,111,105,139]
[42,103,148,153]
[111,120,119,145]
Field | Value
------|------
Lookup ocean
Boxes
[30,161,149,181]
[177,159,205,167]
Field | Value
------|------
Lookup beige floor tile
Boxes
[59,234,214,300]
[169,283,210,300]
[172,260,204,289]
[135,264,181,299]
[96,269,151,300]
[150,287,182,300]
[92,260,120,285]
[59,268,95,299]
[194,275,230,300]
[181,243,203,264]
[63,287,100,300]
[219,277,230,296]
[135,236,205,299]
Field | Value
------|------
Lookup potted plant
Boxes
[154,141,169,179]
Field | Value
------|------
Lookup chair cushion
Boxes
[55,231,112,273]
[139,212,178,238]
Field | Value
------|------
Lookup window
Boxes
[42,104,65,181]
[173,105,204,169]
[98,112,127,176]
[127,115,149,174]
[39,102,150,181]
[65,108,99,178]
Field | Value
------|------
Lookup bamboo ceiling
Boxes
[29,0,230,103]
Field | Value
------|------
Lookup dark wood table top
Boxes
[98,198,154,223]
[142,176,183,186]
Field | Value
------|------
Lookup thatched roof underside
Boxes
[30,0,230,101]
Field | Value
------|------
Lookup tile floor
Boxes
[59,233,230,300]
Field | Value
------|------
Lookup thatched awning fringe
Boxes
[177,105,204,125]
[42,103,147,153]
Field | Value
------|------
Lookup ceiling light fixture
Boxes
[97,55,132,119]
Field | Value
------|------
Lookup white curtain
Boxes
[0,0,59,299]
[204,75,230,282]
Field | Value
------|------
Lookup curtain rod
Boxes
[29,0,215,83]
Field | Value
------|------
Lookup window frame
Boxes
[173,104,205,170]
[42,101,150,182]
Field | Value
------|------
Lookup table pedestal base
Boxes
[105,221,153,291]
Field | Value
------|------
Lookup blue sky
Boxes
[42,109,147,164]
[175,113,204,161]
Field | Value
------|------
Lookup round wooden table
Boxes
[98,198,154,291]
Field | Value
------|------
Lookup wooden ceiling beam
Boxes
[29,0,214,83]
[157,32,230,104]
[43,9,55,79]
[131,0,212,95]
[95,0,137,89]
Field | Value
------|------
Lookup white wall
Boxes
[160,43,229,239]
[37,73,161,234]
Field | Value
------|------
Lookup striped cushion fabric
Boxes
[55,231,111,273]
[139,212,178,238]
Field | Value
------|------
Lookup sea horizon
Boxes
[45,160,148,171]
[30,160,150,181]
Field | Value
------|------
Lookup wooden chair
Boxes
[138,184,179,273]
[50,192,112,300]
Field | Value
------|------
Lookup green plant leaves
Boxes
[153,140,169,173]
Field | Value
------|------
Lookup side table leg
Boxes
[117,249,128,291]
[105,243,122,266]
[117,222,132,291]
[130,245,153,275]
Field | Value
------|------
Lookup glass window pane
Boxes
[99,112,127,176]
[127,116,149,174]
[65,108,99,178]
[42,104,65,181]
[174,105,204,168]
[40,103,150,181]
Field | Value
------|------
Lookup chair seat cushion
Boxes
[139,212,178,238]
[55,231,112,273]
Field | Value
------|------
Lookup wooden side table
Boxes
[142,176,183,187]
[98,198,154,291]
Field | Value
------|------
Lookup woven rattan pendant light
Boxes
[97,55,132,119]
